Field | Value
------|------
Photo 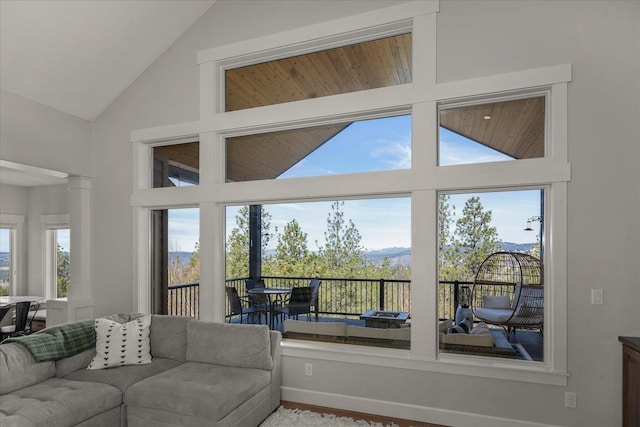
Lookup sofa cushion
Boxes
[88,315,152,370]
[55,348,96,378]
[187,321,272,370]
[0,377,121,427]
[150,315,192,362]
[64,357,182,392]
[124,362,271,422]
[0,343,55,395]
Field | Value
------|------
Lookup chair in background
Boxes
[245,278,269,311]
[273,286,313,324]
[308,279,321,322]
[472,252,543,337]
[0,301,40,340]
[225,287,266,324]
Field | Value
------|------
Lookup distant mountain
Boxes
[169,242,534,270]
[169,252,194,264]
[364,247,411,267]
[500,242,535,253]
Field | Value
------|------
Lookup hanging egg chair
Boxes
[472,251,543,334]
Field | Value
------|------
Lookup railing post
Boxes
[379,279,385,310]
[453,280,460,315]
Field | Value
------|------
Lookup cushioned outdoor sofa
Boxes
[0,313,281,426]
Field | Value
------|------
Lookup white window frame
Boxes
[0,214,25,296]
[41,214,70,300]
[130,0,570,386]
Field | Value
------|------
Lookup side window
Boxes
[0,227,13,296]
[46,227,70,298]
[42,214,70,299]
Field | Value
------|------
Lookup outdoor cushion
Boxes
[0,377,121,427]
[187,321,273,370]
[474,308,514,324]
[482,295,511,309]
[284,319,346,337]
[346,325,410,341]
[124,362,271,422]
[0,343,55,395]
[440,331,494,347]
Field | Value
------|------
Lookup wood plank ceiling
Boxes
[156,33,544,183]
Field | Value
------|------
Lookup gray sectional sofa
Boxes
[0,314,281,426]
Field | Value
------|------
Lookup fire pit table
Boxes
[359,310,410,329]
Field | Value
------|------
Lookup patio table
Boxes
[248,287,291,329]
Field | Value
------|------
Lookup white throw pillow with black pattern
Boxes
[88,315,152,370]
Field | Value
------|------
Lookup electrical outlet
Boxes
[305,363,313,376]
[565,392,577,408]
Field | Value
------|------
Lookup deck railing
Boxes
[168,277,514,320]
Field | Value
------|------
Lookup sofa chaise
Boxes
[0,313,281,426]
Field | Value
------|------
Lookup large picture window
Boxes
[224,197,411,349]
[133,2,569,384]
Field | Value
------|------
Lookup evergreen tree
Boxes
[225,206,273,279]
[317,201,369,278]
[56,243,70,297]
[270,219,314,276]
[453,196,500,279]
[438,194,459,282]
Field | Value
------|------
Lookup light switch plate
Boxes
[591,289,603,305]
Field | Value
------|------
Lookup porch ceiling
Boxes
[159,33,543,182]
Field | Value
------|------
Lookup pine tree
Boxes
[271,219,314,276]
[453,196,500,279]
[225,206,273,279]
[317,201,369,278]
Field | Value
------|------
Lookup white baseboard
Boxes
[281,387,562,427]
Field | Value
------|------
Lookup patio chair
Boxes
[472,252,543,337]
[309,278,321,321]
[225,287,267,324]
[245,278,270,310]
[273,286,313,324]
[0,301,40,340]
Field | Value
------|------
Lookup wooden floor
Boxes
[281,401,449,427]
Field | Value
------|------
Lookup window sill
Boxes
[281,339,568,386]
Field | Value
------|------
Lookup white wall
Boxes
[0,184,27,216]
[91,1,639,426]
[0,90,92,177]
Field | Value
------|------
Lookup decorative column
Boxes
[47,176,95,326]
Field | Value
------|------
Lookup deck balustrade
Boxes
[167,277,517,321]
